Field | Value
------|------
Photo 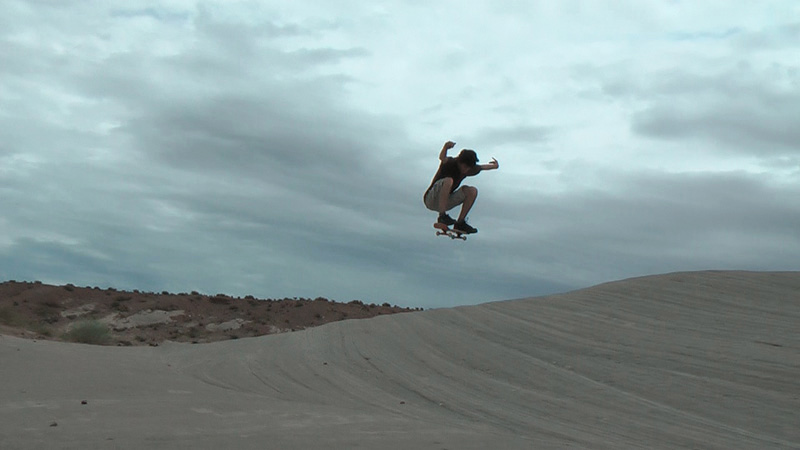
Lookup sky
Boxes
[1,1,799,309]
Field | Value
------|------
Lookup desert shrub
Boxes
[110,301,130,312]
[29,323,52,337]
[34,305,52,318]
[0,307,20,326]
[63,320,110,345]
[210,296,230,305]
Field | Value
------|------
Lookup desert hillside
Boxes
[0,280,418,346]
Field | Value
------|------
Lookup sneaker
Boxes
[437,213,456,226]
[454,220,477,234]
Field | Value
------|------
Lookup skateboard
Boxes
[434,222,467,240]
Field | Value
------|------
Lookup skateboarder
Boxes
[423,140,499,234]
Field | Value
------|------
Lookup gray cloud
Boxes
[630,67,800,154]
[402,166,800,305]
[2,2,798,308]
[471,124,553,147]
[110,7,191,23]
[734,22,800,50]
[581,57,800,156]
[579,24,800,161]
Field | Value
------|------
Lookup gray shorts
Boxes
[424,178,467,212]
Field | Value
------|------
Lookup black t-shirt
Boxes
[425,157,482,198]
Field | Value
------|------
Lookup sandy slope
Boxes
[1,271,798,449]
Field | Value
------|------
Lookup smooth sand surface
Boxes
[1,271,798,449]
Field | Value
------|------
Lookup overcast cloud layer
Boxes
[1,1,799,308]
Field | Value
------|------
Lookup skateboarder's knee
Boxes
[464,185,478,198]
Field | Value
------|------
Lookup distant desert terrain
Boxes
[1,271,798,449]
[0,281,418,346]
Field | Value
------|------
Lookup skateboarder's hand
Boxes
[444,141,456,150]
[489,157,499,169]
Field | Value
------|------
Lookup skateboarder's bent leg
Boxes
[425,177,467,226]
[437,177,454,214]
[457,185,477,222]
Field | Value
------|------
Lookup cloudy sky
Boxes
[1,1,798,308]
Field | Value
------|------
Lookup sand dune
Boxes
[1,271,798,449]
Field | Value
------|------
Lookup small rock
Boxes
[81,400,88,405]
[50,422,58,427]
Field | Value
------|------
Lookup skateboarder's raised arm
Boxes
[439,140,456,162]
[478,157,499,171]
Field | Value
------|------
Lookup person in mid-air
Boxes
[423,140,499,234]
